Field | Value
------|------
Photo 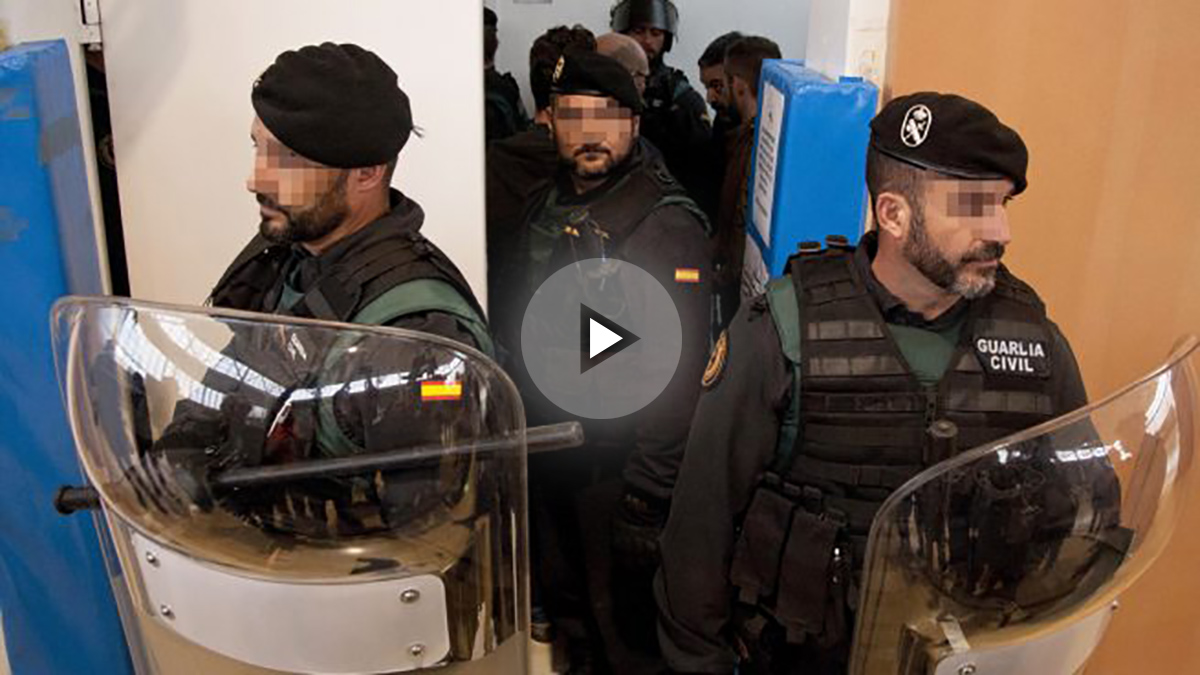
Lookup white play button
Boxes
[589,318,622,358]
[579,304,640,374]
[522,258,683,419]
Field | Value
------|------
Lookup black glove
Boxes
[125,451,217,517]
[611,486,670,570]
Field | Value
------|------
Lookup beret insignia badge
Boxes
[901,104,933,147]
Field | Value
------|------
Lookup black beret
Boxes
[870,92,1029,195]
[252,42,413,168]
[552,51,645,115]
[484,7,498,29]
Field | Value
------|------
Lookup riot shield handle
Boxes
[53,421,585,515]
[53,485,101,514]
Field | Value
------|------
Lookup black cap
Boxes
[552,51,645,114]
[484,7,498,29]
[252,42,413,168]
[870,92,1029,195]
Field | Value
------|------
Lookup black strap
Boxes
[788,455,919,491]
[208,235,284,308]
[287,232,485,326]
[585,159,698,244]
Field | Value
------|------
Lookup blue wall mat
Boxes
[746,60,878,283]
[0,40,132,674]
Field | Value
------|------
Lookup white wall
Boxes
[806,0,890,87]
[0,0,111,292]
[99,0,488,307]
[489,0,812,116]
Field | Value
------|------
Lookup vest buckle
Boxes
[801,485,824,513]
[824,234,852,250]
[797,241,824,255]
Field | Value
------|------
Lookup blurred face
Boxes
[726,69,756,121]
[632,66,650,97]
[246,117,350,245]
[552,94,640,182]
[627,25,666,63]
[700,64,732,114]
[903,178,1015,298]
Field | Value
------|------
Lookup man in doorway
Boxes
[597,32,651,98]
[484,7,530,143]
[713,36,781,326]
[698,31,744,129]
[512,51,712,674]
[486,25,597,343]
[690,31,746,223]
[611,0,712,207]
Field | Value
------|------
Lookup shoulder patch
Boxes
[702,330,729,389]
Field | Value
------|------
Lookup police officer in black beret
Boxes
[655,92,1090,674]
[506,51,712,673]
[145,45,494,577]
[211,42,491,353]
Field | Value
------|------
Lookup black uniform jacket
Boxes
[520,141,714,501]
[654,243,1088,673]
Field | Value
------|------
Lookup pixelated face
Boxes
[627,25,666,62]
[552,94,639,182]
[904,178,1015,298]
[247,117,350,245]
[700,64,730,111]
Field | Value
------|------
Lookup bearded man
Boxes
[505,51,712,673]
[211,42,490,353]
[656,92,1090,675]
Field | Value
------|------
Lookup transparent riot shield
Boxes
[850,337,1199,675]
[51,296,543,675]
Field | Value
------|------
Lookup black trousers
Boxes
[529,445,665,675]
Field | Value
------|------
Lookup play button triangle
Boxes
[579,304,640,374]
[590,318,622,358]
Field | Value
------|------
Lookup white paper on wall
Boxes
[752,82,786,245]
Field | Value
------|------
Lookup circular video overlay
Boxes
[520,258,683,419]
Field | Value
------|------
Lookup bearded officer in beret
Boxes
[210,42,491,353]
[504,51,712,673]
[655,92,1091,674]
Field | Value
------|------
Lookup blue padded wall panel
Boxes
[746,60,878,282]
[0,40,132,674]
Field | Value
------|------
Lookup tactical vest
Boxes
[522,152,710,293]
[209,225,493,356]
[729,238,1063,655]
[485,69,528,142]
[644,64,693,111]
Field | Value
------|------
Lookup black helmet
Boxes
[610,0,680,52]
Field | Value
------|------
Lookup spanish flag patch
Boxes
[674,268,701,284]
[420,381,463,401]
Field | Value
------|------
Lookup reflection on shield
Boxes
[849,338,1199,675]
[51,297,537,674]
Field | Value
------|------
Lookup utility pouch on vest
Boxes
[774,506,850,648]
[730,476,796,605]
